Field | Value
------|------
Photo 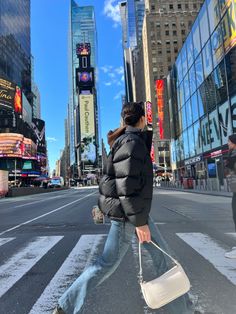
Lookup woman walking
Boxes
[53,102,193,314]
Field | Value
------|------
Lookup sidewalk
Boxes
[156,186,232,198]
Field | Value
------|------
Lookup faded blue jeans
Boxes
[58,216,193,314]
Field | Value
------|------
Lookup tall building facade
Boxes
[120,0,145,102]
[68,1,99,178]
[167,0,236,188]
[0,0,47,183]
[0,0,32,104]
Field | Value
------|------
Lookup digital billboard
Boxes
[145,101,153,130]
[0,133,36,159]
[76,68,94,88]
[156,80,165,140]
[31,118,46,154]
[79,94,96,163]
[0,78,22,114]
[76,43,91,56]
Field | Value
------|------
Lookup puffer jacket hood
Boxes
[98,126,153,227]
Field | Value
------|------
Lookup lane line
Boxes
[29,234,106,314]
[0,236,63,298]
[0,237,15,247]
[0,191,97,236]
[177,233,236,286]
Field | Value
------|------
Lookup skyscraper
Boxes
[0,0,32,103]
[68,1,99,178]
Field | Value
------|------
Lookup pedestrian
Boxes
[53,102,193,314]
[225,134,236,258]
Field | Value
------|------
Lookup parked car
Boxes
[48,177,64,188]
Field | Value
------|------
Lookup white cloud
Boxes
[114,90,124,100]
[47,137,58,142]
[103,0,121,26]
[100,65,112,73]
[105,82,112,86]
[114,66,124,75]
[108,72,116,78]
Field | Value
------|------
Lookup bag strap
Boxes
[138,240,179,283]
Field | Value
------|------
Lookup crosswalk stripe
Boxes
[29,234,106,314]
[0,236,63,298]
[0,237,15,247]
[177,233,236,286]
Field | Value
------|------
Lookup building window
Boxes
[178,4,182,9]
[167,56,171,62]
[168,65,172,71]
[167,49,171,53]
[151,5,155,11]
[156,23,160,27]
[173,30,177,36]
[185,4,189,9]
[166,40,170,45]
[158,49,162,55]
[181,29,186,35]
[172,22,176,27]
[152,57,157,63]
[174,47,178,53]
[193,3,197,9]
[173,39,178,44]
[165,23,169,27]
[166,30,169,36]
[153,67,157,72]
[169,4,174,10]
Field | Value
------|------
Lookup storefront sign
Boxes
[184,156,202,166]
[210,150,222,158]
[145,101,153,130]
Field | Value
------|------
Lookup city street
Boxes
[0,188,235,314]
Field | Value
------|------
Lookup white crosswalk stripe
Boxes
[0,237,15,247]
[0,236,63,298]
[177,232,236,286]
[29,234,106,314]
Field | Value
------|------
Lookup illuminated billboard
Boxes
[156,80,165,140]
[0,133,36,159]
[145,101,153,130]
[76,68,94,87]
[76,43,91,56]
[79,94,96,163]
[0,78,22,114]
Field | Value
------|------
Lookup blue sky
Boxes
[31,0,124,171]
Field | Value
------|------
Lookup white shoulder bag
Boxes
[138,241,191,309]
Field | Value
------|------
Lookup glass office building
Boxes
[168,0,236,185]
[68,1,99,171]
[0,0,31,102]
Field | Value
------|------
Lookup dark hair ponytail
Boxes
[121,102,145,126]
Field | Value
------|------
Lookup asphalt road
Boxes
[0,187,235,314]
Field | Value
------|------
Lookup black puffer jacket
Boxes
[98,126,153,227]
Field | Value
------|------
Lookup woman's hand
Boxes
[136,224,151,243]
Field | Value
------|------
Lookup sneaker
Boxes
[225,247,236,258]
[52,306,65,314]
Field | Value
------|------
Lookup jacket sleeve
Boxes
[112,139,148,227]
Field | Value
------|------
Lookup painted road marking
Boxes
[0,191,97,236]
[29,234,106,314]
[0,237,15,247]
[177,233,236,286]
[0,236,63,298]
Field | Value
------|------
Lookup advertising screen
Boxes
[31,118,46,153]
[156,80,165,139]
[76,68,94,88]
[0,78,22,114]
[76,43,91,56]
[145,101,153,130]
[79,94,96,163]
[221,0,236,53]
[0,133,36,159]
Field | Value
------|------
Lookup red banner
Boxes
[156,80,164,139]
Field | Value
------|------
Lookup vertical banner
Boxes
[156,80,165,139]
[150,142,155,163]
[145,101,153,130]
[79,94,96,163]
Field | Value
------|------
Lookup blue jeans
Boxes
[58,217,193,314]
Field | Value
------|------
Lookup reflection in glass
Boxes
[193,121,202,154]
[179,81,185,107]
[209,108,221,149]
[183,130,190,159]
[188,126,195,157]
[199,2,210,48]
[184,74,190,101]
[176,55,183,84]
[191,92,199,123]
[211,24,224,67]
[212,60,228,104]
[207,0,221,34]
[219,100,232,144]
[200,115,211,152]
[189,64,197,95]
[186,100,193,127]
[195,53,204,87]
[192,18,201,58]
[186,34,194,68]
[181,46,188,77]
[198,89,205,117]
[225,47,236,97]
[202,40,213,78]
[230,95,236,133]
[181,105,187,130]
